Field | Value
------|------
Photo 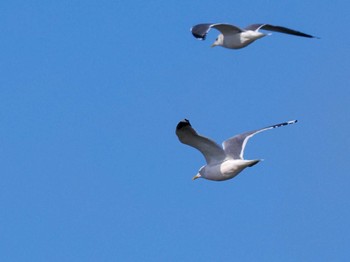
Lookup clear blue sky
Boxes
[1,0,349,261]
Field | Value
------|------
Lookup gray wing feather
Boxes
[245,23,316,38]
[176,119,226,164]
[191,23,243,40]
[211,24,243,35]
[223,120,297,159]
[191,23,214,40]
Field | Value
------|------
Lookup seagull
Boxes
[176,119,297,181]
[191,23,317,49]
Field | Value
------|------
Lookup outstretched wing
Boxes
[176,119,226,164]
[191,23,243,40]
[222,120,297,160]
[245,24,316,38]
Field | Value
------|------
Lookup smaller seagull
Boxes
[176,119,297,181]
[191,23,318,49]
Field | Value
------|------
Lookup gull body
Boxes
[195,159,260,181]
[191,23,317,50]
[212,30,266,49]
[176,119,297,181]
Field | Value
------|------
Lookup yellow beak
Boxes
[210,44,216,48]
[192,174,201,180]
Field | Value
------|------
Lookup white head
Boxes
[192,166,205,180]
[211,34,224,48]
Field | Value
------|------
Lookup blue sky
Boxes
[1,0,349,261]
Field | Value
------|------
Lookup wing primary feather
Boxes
[223,120,297,159]
[191,23,243,40]
[246,24,317,38]
[176,119,226,164]
[191,23,214,40]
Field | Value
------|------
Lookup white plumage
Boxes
[191,23,317,49]
[176,119,297,181]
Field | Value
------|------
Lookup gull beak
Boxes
[210,43,216,48]
[192,173,201,180]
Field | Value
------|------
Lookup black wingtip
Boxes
[176,119,191,130]
[269,119,298,129]
[192,32,206,40]
[191,24,212,40]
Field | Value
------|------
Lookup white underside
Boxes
[200,159,260,181]
[222,31,267,49]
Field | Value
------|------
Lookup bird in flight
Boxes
[176,119,297,181]
[191,23,317,49]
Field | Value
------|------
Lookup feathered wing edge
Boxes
[176,119,227,164]
[191,23,243,40]
[245,24,317,38]
[222,120,297,159]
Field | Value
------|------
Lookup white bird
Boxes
[176,119,297,181]
[191,23,317,49]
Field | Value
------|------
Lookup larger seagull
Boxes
[176,119,297,181]
[191,23,317,49]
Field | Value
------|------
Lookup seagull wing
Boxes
[176,119,227,164]
[191,23,243,40]
[222,120,297,160]
[245,24,316,38]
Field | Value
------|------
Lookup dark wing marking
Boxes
[245,24,317,38]
[222,120,297,159]
[191,23,214,40]
[176,119,226,164]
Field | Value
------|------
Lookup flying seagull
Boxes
[176,119,297,181]
[191,23,317,49]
